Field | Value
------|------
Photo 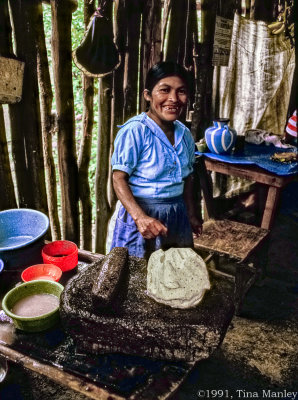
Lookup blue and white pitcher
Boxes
[205,118,237,154]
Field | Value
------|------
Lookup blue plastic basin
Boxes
[0,209,49,268]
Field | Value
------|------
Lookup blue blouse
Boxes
[111,112,195,198]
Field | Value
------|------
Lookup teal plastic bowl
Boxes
[2,280,64,332]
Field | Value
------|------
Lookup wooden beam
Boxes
[0,344,124,400]
[204,159,294,188]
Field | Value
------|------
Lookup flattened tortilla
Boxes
[147,248,210,309]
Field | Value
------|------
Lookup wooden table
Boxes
[203,157,296,230]
[0,247,234,400]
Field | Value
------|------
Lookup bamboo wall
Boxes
[0,0,287,254]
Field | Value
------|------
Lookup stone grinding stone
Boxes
[60,255,235,362]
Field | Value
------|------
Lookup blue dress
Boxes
[110,113,196,258]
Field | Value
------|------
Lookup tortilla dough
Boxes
[147,248,210,309]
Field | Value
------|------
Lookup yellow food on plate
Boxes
[270,152,298,163]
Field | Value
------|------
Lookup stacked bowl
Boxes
[0,209,49,268]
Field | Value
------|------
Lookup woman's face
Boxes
[144,75,188,127]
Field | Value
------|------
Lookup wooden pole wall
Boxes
[36,1,61,241]
[109,0,126,209]
[166,0,189,64]
[95,0,114,254]
[95,76,113,254]
[51,0,79,243]
[77,0,96,251]
[8,0,48,215]
[190,0,217,141]
[0,0,17,211]
[123,0,142,120]
[139,0,162,112]
[0,0,295,252]
[0,105,17,210]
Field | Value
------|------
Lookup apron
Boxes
[110,196,193,259]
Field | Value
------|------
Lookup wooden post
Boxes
[78,0,96,251]
[0,1,17,210]
[109,0,126,209]
[95,76,113,254]
[0,0,12,58]
[123,0,142,120]
[191,0,217,141]
[0,106,17,210]
[94,0,114,254]
[166,0,188,64]
[51,0,79,243]
[250,0,278,21]
[36,1,61,240]
[139,0,162,112]
[8,0,48,214]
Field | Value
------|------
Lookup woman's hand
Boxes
[113,171,168,239]
[189,215,203,239]
[135,215,168,239]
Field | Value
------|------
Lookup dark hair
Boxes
[145,61,190,93]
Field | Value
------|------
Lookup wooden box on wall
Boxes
[0,56,25,104]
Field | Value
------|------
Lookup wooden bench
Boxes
[194,155,270,314]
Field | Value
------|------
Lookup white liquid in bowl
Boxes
[11,294,59,317]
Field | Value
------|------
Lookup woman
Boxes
[109,61,202,258]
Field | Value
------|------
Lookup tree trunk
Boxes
[8,0,48,214]
[36,2,61,240]
[139,0,162,112]
[77,0,96,251]
[95,76,113,254]
[51,0,79,243]
[0,0,17,211]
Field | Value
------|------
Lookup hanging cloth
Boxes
[215,12,295,136]
[210,12,295,200]
[73,2,120,77]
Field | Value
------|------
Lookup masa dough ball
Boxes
[147,248,210,309]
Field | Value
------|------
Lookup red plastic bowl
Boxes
[21,264,62,282]
[41,240,78,272]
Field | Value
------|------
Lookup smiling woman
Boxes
[107,61,203,259]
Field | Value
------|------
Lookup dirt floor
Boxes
[172,182,298,399]
[1,183,297,400]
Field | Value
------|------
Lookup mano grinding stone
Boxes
[92,247,128,308]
